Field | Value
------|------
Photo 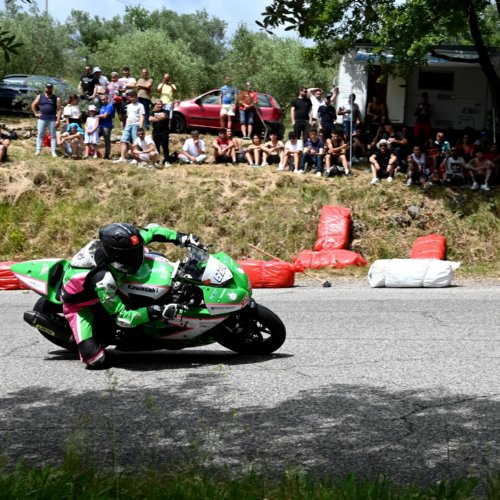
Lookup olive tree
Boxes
[224,26,337,107]
[0,3,72,76]
[94,30,209,97]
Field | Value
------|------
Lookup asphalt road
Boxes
[1,282,499,486]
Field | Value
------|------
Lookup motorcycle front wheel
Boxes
[215,303,286,355]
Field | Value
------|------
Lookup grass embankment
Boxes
[0,131,499,278]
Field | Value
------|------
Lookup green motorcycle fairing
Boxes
[11,259,69,304]
[119,250,252,341]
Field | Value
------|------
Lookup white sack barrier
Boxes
[368,259,461,288]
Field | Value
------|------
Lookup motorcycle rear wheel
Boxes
[33,297,77,352]
[215,303,286,355]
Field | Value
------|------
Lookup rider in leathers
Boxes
[61,222,199,368]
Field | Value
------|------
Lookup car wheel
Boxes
[172,113,186,134]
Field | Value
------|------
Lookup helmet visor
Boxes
[108,245,144,275]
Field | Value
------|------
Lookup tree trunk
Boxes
[466,1,500,133]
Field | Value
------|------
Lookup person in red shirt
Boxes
[455,133,476,161]
[238,82,258,140]
[212,128,237,165]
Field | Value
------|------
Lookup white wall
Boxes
[338,55,494,131]
[403,65,490,130]
[336,53,368,122]
[386,75,406,124]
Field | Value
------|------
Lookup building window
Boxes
[418,71,454,91]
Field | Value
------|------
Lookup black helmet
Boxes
[99,223,144,274]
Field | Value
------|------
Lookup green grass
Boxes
[0,463,496,499]
[0,129,499,278]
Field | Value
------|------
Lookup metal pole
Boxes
[349,75,353,168]
[493,106,497,144]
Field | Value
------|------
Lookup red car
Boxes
[172,89,284,138]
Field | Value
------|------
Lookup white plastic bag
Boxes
[368,259,460,288]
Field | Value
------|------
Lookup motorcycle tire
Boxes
[215,303,286,355]
[33,297,77,352]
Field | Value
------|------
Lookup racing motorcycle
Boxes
[10,245,286,357]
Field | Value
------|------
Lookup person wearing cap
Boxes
[98,93,115,160]
[58,123,84,158]
[31,82,62,158]
[78,65,97,101]
[237,82,257,140]
[136,68,153,130]
[178,130,207,165]
[84,104,100,159]
[369,139,397,184]
[93,67,109,99]
[317,92,337,139]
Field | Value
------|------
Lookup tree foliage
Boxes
[259,0,500,115]
[226,26,335,106]
[95,30,209,98]
[0,3,73,75]
[66,10,127,59]
[0,2,337,109]
[0,0,31,63]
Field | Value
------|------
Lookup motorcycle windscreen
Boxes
[201,256,233,286]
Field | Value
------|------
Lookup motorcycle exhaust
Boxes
[23,311,73,342]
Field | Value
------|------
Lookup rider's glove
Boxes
[147,303,178,321]
[179,233,201,247]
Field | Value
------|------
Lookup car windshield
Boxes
[2,77,26,86]
[27,76,49,86]
[200,93,219,105]
[256,94,271,108]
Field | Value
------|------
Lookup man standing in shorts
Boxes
[219,76,238,130]
[113,90,144,163]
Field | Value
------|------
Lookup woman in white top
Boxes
[63,94,82,127]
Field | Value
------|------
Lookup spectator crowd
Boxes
[0,65,498,191]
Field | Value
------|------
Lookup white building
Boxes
[336,45,500,132]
